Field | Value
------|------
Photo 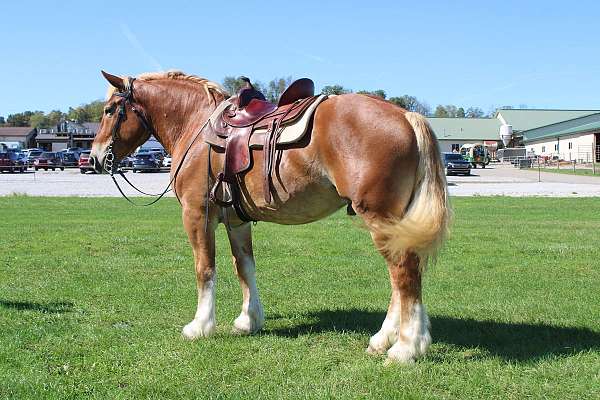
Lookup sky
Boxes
[2,0,600,117]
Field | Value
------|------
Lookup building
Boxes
[427,117,501,155]
[36,120,99,151]
[0,127,37,149]
[495,108,600,148]
[520,113,600,162]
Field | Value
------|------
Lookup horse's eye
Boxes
[104,105,115,115]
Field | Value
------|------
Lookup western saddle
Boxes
[205,77,324,222]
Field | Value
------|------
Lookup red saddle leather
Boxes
[223,99,277,127]
[209,78,319,218]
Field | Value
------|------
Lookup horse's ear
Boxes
[101,70,125,91]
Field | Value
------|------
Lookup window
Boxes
[568,142,572,149]
[542,146,546,152]
[554,144,558,151]
[451,144,460,152]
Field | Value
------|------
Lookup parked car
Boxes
[162,154,172,168]
[442,152,471,176]
[135,147,165,156]
[13,152,28,165]
[33,152,64,171]
[119,155,135,169]
[132,153,162,172]
[25,150,43,166]
[58,152,79,167]
[78,151,95,174]
[0,152,27,173]
[22,148,42,157]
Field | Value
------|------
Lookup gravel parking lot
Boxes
[1,164,600,197]
[0,168,175,197]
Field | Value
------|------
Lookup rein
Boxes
[103,77,212,206]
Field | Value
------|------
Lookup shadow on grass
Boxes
[266,309,600,361]
[0,299,73,313]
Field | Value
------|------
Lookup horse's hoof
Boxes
[366,344,386,355]
[232,313,263,335]
[182,319,215,339]
[366,330,395,355]
[385,331,431,363]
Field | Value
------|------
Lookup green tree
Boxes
[264,77,292,103]
[28,111,50,128]
[388,95,430,115]
[47,110,65,126]
[357,89,386,99]
[321,85,351,95]
[465,107,484,118]
[84,100,104,122]
[6,111,35,127]
[444,105,458,118]
[222,76,247,96]
[457,107,465,118]
[67,106,89,123]
[433,105,449,117]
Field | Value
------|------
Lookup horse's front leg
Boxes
[181,208,217,339]
[227,223,264,334]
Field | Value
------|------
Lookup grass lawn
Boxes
[540,166,600,177]
[1,197,599,399]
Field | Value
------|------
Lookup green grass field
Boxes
[1,197,599,399]
[540,167,600,177]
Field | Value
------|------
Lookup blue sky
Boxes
[1,0,600,116]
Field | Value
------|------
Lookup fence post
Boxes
[538,156,541,182]
[573,160,576,173]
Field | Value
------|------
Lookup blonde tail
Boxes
[372,112,451,268]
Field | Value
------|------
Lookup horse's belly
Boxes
[240,168,346,225]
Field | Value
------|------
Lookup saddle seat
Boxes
[223,78,316,128]
[205,77,326,221]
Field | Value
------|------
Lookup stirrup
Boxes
[209,172,233,207]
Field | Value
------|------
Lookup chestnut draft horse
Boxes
[89,71,450,363]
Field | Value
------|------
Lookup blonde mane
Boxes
[105,70,229,104]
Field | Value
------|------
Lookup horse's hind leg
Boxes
[366,234,431,363]
[226,223,264,334]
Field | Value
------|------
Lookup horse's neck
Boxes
[140,82,221,154]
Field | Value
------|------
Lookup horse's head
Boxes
[89,71,153,173]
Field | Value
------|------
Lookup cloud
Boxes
[294,50,327,63]
[120,23,163,71]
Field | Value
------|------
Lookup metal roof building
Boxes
[496,109,600,132]
[520,113,600,162]
[427,117,501,153]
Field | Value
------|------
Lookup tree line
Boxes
[222,77,491,118]
[0,76,506,127]
[0,101,104,128]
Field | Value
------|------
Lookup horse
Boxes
[89,70,450,363]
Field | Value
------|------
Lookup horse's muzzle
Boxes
[89,155,104,174]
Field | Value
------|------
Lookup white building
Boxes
[520,112,600,162]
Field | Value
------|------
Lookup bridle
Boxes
[103,77,212,207]
[103,77,154,175]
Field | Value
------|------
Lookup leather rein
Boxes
[103,77,211,206]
